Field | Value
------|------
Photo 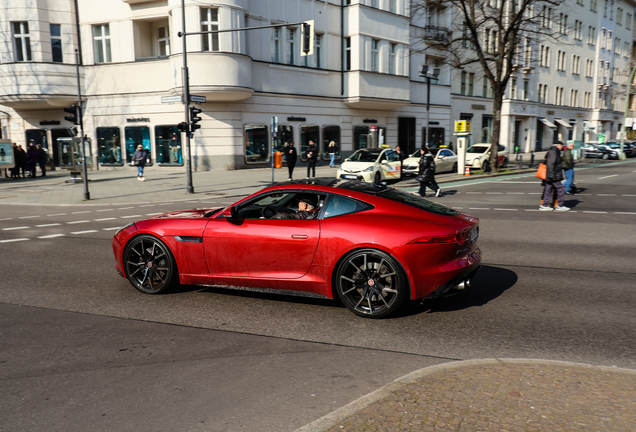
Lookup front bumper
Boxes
[337,170,373,182]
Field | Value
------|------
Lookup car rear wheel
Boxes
[452,163,457,173]
[334,249,408,318]
[123,234,177,294]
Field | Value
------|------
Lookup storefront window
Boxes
[125,126,151,166]
[353,126,370,150]
[244,124,269,164]
[275,125,294,151]
[155,125,182,165]
[322,125,341,160]
[300,125,319,161]
[97,127,122,165]
[422,128,445,148]
[26,129,48,149]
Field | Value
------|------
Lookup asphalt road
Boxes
[1,160,635,431]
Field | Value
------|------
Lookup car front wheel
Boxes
[334,249,408,318]
[123,234,177,294]
[602,153,609,160]
[374,171,382,184]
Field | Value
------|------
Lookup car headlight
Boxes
[115,222,135,236]
[363,166,374,172]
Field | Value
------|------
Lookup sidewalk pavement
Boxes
[0,152,548,207]
[295,359,636,432]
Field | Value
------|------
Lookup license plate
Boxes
[344,175,357,179]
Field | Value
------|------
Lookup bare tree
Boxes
[411,0,567,172]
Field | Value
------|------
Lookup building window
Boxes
[370,0,378,7]
[511,77,517,99]
[125,126,152,166]
[371,39,379,72]
[571,55,580,74]
[558,14,568,34]
[557,50,566,71]
[322,125,341,160]
[627,13,632,30]
[274,125,294,152]
[50,24,63,63]
[344,37,351,71]
[388,0,396,13]
[523,80,529,100]
[388,43,396,74]
[314,34,322,68]
[588,27,596,45]
[604,0,608,16]
[12,22,32,62]
[353,126,370,150]
[92,24,111,63]
[483,77,488,97]
[272,28,281,62]
[97,127,122,165]
[201,8,219,52]
[155,125,182,165]
[539,45,550,67]
[287,28,296,65]
[570,89,578,107]
[422,127,445,148]
[158,26,170,56]
[617,8,623,25]
[244,125,269,164]
[300,125,320,161]
[461,71,466,95]
[591,0,597,12]
[468,72,474,96]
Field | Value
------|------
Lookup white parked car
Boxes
[336,148,402,183]
[402,148,459,176]
[465,143,508,171]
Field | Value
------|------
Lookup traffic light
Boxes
[177,122,189,133]
[301,20,314,56]
[190,106,202,131]
[64,105,79,125]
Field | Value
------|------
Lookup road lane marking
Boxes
[3,226,29,231]
[465,192,482,194]
[145,213,163,216]
[71,230,98,235]
[622,194,636,197]
[139,204,155,207]
[615,212,636,215]
[494,208,518,211]
[598,174,618,179]
[118,207,135,210]
[597,194,616,196]
[583,211,607,214]
[38,234,65,239]
[469,208,490,210]
[103,227,122,231]
[19,215,40,219]
[486,192,503,194]
[0,218,12,221]
[121,215,142,218]
[72,211,91,214]
[96,209,114,212]
[67,220,90,224]
[505,192,525,194]
[94,217,117,221]
[47,213,66,216]
[36,223,61,227]
[528,192,542,195]
[0,238,29,243]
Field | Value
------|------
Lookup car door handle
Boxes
[291,234,308,239]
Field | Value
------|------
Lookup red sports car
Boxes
[112,179,481,318]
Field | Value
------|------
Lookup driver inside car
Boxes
[272,194,320,219]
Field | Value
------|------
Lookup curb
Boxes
[293,358,636,432]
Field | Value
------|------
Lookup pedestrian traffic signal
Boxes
[177,122,189,133]
[190,106,202,131]
[301,20,314,56]
[64,105,79,125]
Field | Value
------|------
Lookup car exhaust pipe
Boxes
[454,279,471,291]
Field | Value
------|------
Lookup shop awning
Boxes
[554,118,573,128]
[538,118,558,129]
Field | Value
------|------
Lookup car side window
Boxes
[386,151,400,162]
[323,195,366,218]
[441,150,452,156]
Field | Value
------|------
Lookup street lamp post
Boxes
[419,65,440,150]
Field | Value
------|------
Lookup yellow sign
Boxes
[455,120,471,132]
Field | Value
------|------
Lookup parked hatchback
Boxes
[465,144,508,171]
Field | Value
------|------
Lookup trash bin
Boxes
[274,150,283,168]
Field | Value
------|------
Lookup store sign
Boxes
[40,120,61,125]
[455,120,471,132]
[287,116,306,121]
[363,118,378,123]
[471,104,486,110]
[127,118,150,123]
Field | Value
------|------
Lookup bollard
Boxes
[518,155,523,170]
[530,153,535,168]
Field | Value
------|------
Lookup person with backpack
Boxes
[416,146,441,198]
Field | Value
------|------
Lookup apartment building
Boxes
[1,0,634,173]
[0,0,451,172]
[450,0,636,152]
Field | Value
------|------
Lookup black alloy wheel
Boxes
[335,249,407,318]
[452,162,457,173]
[482,161,491,173]
[123,235,177,294]
[374,171,382,184]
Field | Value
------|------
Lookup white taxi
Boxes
[336,148,402,183]
[402,148,459,176]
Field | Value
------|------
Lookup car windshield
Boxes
[346,150,381,162]
[466,146,488,154]
[377,189,460,216]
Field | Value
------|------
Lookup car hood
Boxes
[151,208,222,219]
[403,157,419,165]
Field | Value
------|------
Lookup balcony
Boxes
[420,25,451,48]
[344,71,410,110]
[0,62,80,110]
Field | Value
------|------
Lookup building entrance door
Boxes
[398,117,415,154]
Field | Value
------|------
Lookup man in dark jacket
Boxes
[305,140,318,179]
[562,142,575,195]
[417,147,441,198]
[36,144,47,177]
[272,194,320,219]
[540,141,569,211]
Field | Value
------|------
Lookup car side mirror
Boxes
[222,206,237,219]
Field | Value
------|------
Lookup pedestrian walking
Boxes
[562,142,575,195]
[540,140,570,211]
[328,141,337,168]
[16,145,27,178]
[416,147,441,198]
[132,144,147,181]
[396,145,405,181]
[286,141,298,180]
[25,144,38,178]
[306,140,318,179]
[36,144,47,177]
[10,143,19,179]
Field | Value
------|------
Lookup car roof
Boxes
[270,178,392,195]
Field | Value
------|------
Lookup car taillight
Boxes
[409,228,471,245]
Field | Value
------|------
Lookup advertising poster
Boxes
[0,140,15,169]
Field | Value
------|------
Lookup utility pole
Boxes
[419,65,440,149]
[181,0,194,193]
[74,49,90,200]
